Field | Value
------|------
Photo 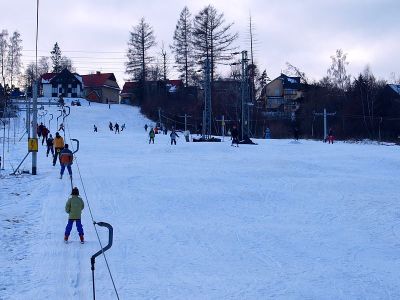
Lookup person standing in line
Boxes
[59,144,73,180]
[64,187,85,244]
[46,134,54,158]
[114,123,120,134]
[53,132,65,166]
[170,128,179,145]
[231,125,239,147]
[41,126,49,145]
[149,128,155,144]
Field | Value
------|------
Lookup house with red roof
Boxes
[40,68,83,98]
[81,72,120,104]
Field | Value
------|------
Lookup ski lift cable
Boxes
[64,119,120,300]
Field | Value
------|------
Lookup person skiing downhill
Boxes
[231,125,239,147]
[59,144,73,180]
[53,132,64,166]
[64,187,84,243]
[109,121,113,131]
[93,125,98,132]
[149,128,155,144]
[121,123,126,131]
[46,134,54,157]
[170,128,179,145]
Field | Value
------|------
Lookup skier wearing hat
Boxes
[64,187,85,243]
[59,144,73,179]
[53,132,64,166]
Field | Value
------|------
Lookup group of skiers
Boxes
[37,122,50,145]
[108,121,125,134]
[147,125,180,145]
[40,127,84,243]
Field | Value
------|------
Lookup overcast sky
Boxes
[2,0,400,87]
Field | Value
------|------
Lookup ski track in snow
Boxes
[1,98,400,299]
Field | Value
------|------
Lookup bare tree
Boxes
[60,56,75,72]
[192,5,238,85]
[327,49,351,90]
[24,62,36,89]
[0,30,8,94]
[7,31,23,89]
[285,62,308,84]
[38,56,50,75]
[126,18,156,82]
[171,6,195,86]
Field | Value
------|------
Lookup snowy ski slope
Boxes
[1,99,400,299]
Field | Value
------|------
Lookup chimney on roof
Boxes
[96,71,100,74]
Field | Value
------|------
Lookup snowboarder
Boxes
[64,187,85,243]
[121,123,126,131]
[109,121,113,131]
[93,125,97,132]
[170,128,179,145]
[149,128,155,144]
[114,123,120,134]
[144,124,148,131]
[328,128,334,144]
[231,125,239,147]
[46,134,54,157]
[59,144,73,179]
[53,132,65,166]
[41,126,49,145]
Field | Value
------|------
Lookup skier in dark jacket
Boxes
[231,125,239,147]
[64,187,84,243]
[170,129,179,145]
[144,124,148,131]
[41,126,49,145]
[46,134,54,157]
[109,122,113,131]
[37,123,44,137]
[114,123,120,134]
[294,127,299,141]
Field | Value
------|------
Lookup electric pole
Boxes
[241,51,250,140]
[32,0,39,175]
[179,114,192,132]
[158,107,162,128]
[313,108,336,141]
[202,58,212,139]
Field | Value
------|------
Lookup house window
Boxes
[52,87,58,94]
[72,87,77,94]
[274,88,280,96]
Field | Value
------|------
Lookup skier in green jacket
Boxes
[64,187,85,243]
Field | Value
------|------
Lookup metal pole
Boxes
[32,0,39,175]
[13,117,16,144]
[7,107,10,152]
[2,121,5,170]
[221,115,225,140]
[323,108,327,141]
[184,114,187,132]
[158,108,161,128]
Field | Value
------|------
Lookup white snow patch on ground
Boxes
[1,98,400,299]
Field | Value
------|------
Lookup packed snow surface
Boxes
[1,99,400,299]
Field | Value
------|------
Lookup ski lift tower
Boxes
[202,58,212,140]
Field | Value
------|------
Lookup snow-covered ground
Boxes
[1,99,400,299]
